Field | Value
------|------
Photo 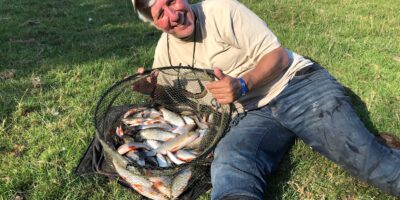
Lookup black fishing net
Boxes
[75,66,231,200]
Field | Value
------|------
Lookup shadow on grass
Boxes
[0,0,158,120]
[265,153,296,200]
[344,86,379,134]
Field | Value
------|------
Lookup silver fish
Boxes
[123,107,147,118]
[140,128,177,141]
[166,151,185,165]
[180,110,195,116]
[121,135,135,144]
[117,142,150,155]
[132,185,168,200]
[160,107,186,127]
[122,116,167,127]
[125,151,140,162]
[149,176,172,198]
[112,160,153,188]
[185,131,204,149]
[145,139,162,149]
[156,153,170,167]
[136,123,174,131]
[175,149,197,162]
[142,108,162,119]
[148,131,199,156]
[193,115,209,130]
[137,158,146,166]
[171,168,192,198]
[116,126,124,137]
[182,115,195,125]
[171,124,195,135]
[208,113,214,123]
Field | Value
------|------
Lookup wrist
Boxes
[238,77,247,96]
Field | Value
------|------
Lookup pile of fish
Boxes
[111,105,211,200]
[113,159,192,200]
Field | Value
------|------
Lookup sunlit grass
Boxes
[1,0,399,199]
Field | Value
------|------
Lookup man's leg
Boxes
[272,66,400,196]
[211,107,296,200]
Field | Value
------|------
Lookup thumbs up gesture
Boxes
[206,68,242,104]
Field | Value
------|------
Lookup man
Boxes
[131,0,400,199]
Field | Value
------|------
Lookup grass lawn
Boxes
[1,0,399,199]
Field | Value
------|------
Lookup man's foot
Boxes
[376,132,400,149]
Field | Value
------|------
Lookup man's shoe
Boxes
[376,132,400,149]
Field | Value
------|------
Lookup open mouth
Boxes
[170,12,192,34]
[174,13,185,28]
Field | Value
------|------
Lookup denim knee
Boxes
[220,195,259,200]
[211,107,295,200]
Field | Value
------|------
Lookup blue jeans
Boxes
[210,66,400,200]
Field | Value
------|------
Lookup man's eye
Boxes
[167,0,175,6]
[158,10,164,19]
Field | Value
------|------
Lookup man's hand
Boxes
[131,67,159,95]
[206,68,242,104]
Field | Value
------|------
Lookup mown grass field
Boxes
[1,0,399,199]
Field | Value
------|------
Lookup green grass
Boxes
[1,0,399,199]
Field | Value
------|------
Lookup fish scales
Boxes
[117,142,150,155]
[123,107,147,118]
[156,153,170,167]
[171,168,192,198]
[142,108,162,119]
[145,139,162,149]
[125,151,140,162]
[122,117,167,127]
[175,150,196,162]
[182,116,195,125]
[113,106,211,199]
[193,115,209,130]
[140,128,177,141]
[131,184,168,200]
[149,131,199,156]
[171,124,195,135]
[166,151,185,165]
[137,123,174,131]
[116,126,124,137]
[112,160,153,188]
[160,107,186,127]
[121,135,135,144]
[149,176,172,198]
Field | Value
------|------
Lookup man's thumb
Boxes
[213,68,225,80]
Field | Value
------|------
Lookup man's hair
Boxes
[132,0,156,23]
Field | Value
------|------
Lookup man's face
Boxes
[149,0,195,38]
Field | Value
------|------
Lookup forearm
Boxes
[241,47,289,92]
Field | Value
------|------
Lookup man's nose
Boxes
[164,6,179,23]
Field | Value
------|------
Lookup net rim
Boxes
[94,66,217,132]
[93,66,233,172]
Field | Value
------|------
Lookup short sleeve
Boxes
[217,0,281,61]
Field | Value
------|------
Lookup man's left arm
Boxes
[206,46,288,104]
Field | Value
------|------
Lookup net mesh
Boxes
[93,66,231,199]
